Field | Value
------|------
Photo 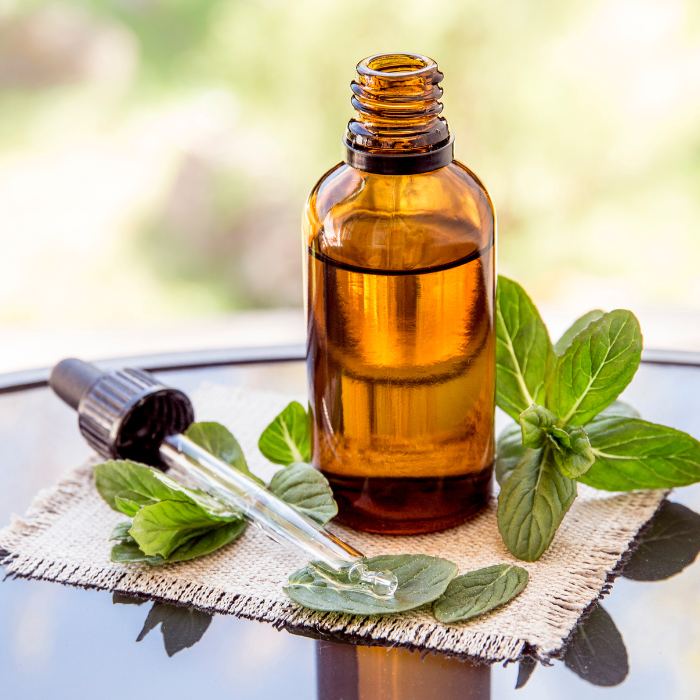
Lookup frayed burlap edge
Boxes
[0,458,666,665]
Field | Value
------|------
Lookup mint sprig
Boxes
[496,275,700,561]
[95,404,530,620]
[95,411,336,566]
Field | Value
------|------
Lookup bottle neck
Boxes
[342,53,454,175]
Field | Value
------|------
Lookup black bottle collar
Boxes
[341,136,454,175]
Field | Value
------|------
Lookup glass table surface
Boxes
[1,355,699,700]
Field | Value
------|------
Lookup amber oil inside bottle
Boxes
[304,54,496,534]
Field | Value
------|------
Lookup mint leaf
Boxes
[433,564,529,623]
[185,422,264,486]
[111,520,245,565]
[111,542,165,565]
[554,310,605,355]
[110,521,134,542]
[94,460,238,521]
[269,463,337,525]
[165,519,246,562]
[114,496,141,517]
[546,310,642,427]
[496,276,556,420]
[497,448,577,561]
[284,554,458,615]
[94,460,194,510]
[495,422,527,486]
[551,426,595,478]
[258,401,311,465]
[517,405,594,478]
[589,399,641,422]
[519,404,556,448]
[579,416,700,490]
[129,500,240,558]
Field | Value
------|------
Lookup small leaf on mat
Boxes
[129,500,241,558]
[165,519,247,563]
[94,460,237,520]
[269,462,337,525]
[185,422,264,486]
[258,401,311,465]
[111,542,165,565]
[114,496,141,517]
[284,554,458,615]
[110,521,134,542]
[433,564,529,623]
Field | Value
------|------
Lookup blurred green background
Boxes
[1,0,699,361]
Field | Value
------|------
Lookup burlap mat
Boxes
[0,384,665,663]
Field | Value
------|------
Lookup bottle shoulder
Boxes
[304,161,495,271]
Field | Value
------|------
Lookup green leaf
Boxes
[94,460,192,510]
[114,496,141,517]
[111,542,165,565]
[517,405,594,478]
[554,310,605,355]
[546,310,642,427]
[497,447,577,561]
[433,564,529,623]
[185,421,265,486]
[269,463,338,525]
[519,404,556,448]
[551,426,595,478]
[495,422,527,487]
[129,500,240,558]
[258,401,311,465]
[110,521,134,542]
[165,519,247,563]
[111,519,245,565]
[495,276,556,420]
[93,460,237,521]
[579,416,700,491]
[284,554,458,615]
[589,399,641,422]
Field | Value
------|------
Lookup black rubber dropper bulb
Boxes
[48,358,194,466]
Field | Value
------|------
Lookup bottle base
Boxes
[323,469,493,535]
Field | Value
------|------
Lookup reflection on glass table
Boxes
[1,354,700,699]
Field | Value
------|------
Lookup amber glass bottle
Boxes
[304,53,495,534]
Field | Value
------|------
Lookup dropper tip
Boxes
[363,569,398,597]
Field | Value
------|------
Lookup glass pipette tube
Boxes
[160,434,398,597]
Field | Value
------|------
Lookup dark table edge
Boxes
[0,345,696,395]
[0,344,307,395]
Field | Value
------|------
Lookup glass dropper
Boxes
[160,434,398,596]
[48,358,397,598]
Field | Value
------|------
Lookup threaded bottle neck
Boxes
[345,54,451,156]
